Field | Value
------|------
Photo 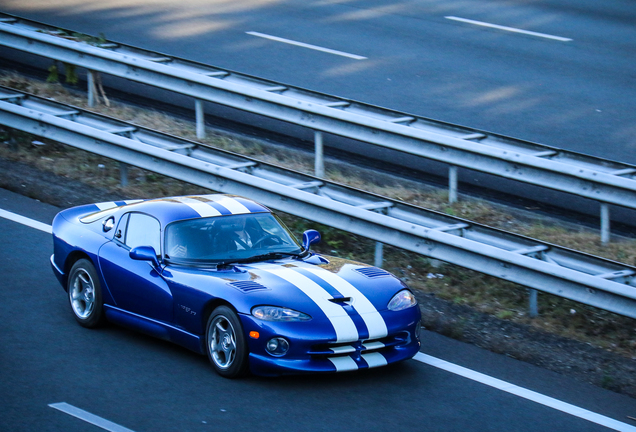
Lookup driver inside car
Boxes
[212,216,256,254]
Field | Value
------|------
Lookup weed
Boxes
[46,63,59,83]
[64,63,79,85]
[45,62,78,85]
[452,296,467,305]
[496,310,515,320]
[600,369,616,391]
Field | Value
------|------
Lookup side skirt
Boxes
[104,305,204,354]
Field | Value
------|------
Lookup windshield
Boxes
[164,212,302,264]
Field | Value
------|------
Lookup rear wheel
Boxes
[67,259,105,328]
[206,306,249,378]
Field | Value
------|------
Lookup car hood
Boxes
[246,258,404,308]
[165,256,410,342]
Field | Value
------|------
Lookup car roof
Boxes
[84,194,271,226]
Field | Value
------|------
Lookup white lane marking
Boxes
[246,31,367,60]
[0,208,52,233]
[361,352,387,368]
[304,267,388,339]
[414,353,636,432]
[329,355,359,371]
[258,265,359,342]
[445,16,572,42]
[49,403,136,432]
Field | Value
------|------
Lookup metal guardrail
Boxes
[1,86,635,319]
[0,12,635,224]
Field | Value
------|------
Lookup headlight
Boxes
[388,290,417,311]
[252,306,311,322]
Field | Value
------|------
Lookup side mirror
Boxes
[130,245,160,268]
[302,229,321,251]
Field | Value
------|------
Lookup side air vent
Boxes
[228,281,269,293]
[354,267,392,279]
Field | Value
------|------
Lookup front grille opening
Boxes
[308,334,406,358]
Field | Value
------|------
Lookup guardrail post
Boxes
[87,70,95,108]
[119,162,129,187]
[315,131,324,178]
[449,165,458,204]
[528,289,538,317]
[374,241,384,268]
[195,99,205,139]
[600,203,610,245]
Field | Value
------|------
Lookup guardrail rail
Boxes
[0,12,635,243]
[1,86,635,319]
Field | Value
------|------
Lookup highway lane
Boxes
[1,0,635,163]
[1,188,634,432]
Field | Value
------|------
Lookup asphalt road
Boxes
[1,188,635,432]
[1,0,635,164]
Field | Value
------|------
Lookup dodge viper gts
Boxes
[51,194,421,377]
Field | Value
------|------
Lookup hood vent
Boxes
[355,267,391,279]
[228,281,269,293]
[329,297,353,305]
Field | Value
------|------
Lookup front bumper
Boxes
[240,307,421,376]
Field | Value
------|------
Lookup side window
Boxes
[124,213,161,253]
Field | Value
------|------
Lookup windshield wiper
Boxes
[250,251,307,261]
[216,251,307,268]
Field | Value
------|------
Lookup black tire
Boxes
[205,306,249,378]
[67,259,105,328]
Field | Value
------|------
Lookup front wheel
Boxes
[67,259,105,328]
[206,306,249,378]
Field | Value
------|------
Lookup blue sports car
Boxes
[51,194,421,377]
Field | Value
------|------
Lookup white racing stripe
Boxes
[329,356,359,372]
[329,345,356,354]
[258,265,358,342]
[304,267,388,339]
[362,341,385,350]
[95,200,142,211]
[361,352,387,369]
[174,197,221,217]
[215,196,251,214]
[96,201,119,211]
[49,402,135,432]
[330,345,356,355]
[414,353,636,432]
[0,209,52,233]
